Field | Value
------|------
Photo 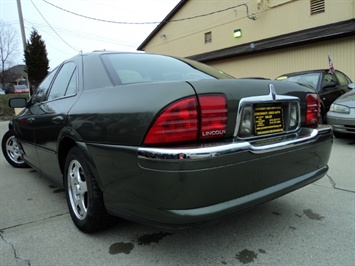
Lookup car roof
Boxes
[82,50,144,57]
[63,50,143,61]
[62,50,164,68]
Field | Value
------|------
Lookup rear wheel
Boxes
[64,146,112,233]
[1,130,29,168]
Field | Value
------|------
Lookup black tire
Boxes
[318,110,325,125]
[64,146,112,233]
[1,130,29,168]
[333,132,346,138]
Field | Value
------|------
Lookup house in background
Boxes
[138,0,355,80]
[0,64,28,89]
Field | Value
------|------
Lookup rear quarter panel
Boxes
[67,81,198,145]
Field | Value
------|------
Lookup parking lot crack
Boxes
[0,231,31,265]
[326,174,355,193]
[326,174,336,189]
[0,212,69,231]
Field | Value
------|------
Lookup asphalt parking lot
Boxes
[0,120,354,266]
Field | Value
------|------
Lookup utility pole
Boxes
[16,0,31,94]
[16,0,26,51]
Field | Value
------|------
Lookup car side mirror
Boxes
[9,98,27,108]
[348,83,355,90]
[322,81,336,90]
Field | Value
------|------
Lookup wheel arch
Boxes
[58,136,76,175]
[7,120,14,130]
[57,130,103,189]
[57,126,85,175]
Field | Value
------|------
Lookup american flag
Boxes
[328,55,335,74]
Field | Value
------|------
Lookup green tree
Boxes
[24,28,49,94]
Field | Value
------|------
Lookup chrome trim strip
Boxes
[138,126,332,161]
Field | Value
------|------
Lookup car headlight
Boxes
[330,103,350,114]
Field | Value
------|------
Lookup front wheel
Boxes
[64,146,112,233]
[1,130,29,168]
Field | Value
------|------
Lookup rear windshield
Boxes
[276,73,321,89]
[101,53,234,85]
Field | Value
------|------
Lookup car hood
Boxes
[334,90,355,108]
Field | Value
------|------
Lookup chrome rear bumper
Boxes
[138,125,332,161]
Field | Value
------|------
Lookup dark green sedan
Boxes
[2,51,333,233]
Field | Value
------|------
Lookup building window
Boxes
[204,32,212,43]
[310,0,325,15]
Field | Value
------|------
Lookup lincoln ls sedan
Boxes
[2,51,333,233]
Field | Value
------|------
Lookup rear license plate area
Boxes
[254,104,284,136]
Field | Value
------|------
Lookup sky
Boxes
[0,0,180,70]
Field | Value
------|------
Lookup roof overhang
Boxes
[137,0,188,51]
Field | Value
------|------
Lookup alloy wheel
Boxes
[67,159,88,220]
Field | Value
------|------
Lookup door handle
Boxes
[27,118,35,124]
[51,116,65,125]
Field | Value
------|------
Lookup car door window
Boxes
[31,68,58,104]
[48,62,77,101]
[322,73,337,88]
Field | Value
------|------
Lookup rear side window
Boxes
[48,62,77,101]
[335,71,351,85]
[101,53,232,85]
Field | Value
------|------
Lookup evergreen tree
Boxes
[24,28,49,94]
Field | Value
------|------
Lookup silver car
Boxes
[327,84,355,137]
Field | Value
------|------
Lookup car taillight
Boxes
[199,95,227,140]
[144,95,227,145]
[306,93,320,126]
[144,97,198,144]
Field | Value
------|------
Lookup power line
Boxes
[24,25,74,57]
[30,0,79,52]
[42,0,256,24]
[24,19,138,48]
[42,0,162,24]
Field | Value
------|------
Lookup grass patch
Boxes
[0,94,29,121]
